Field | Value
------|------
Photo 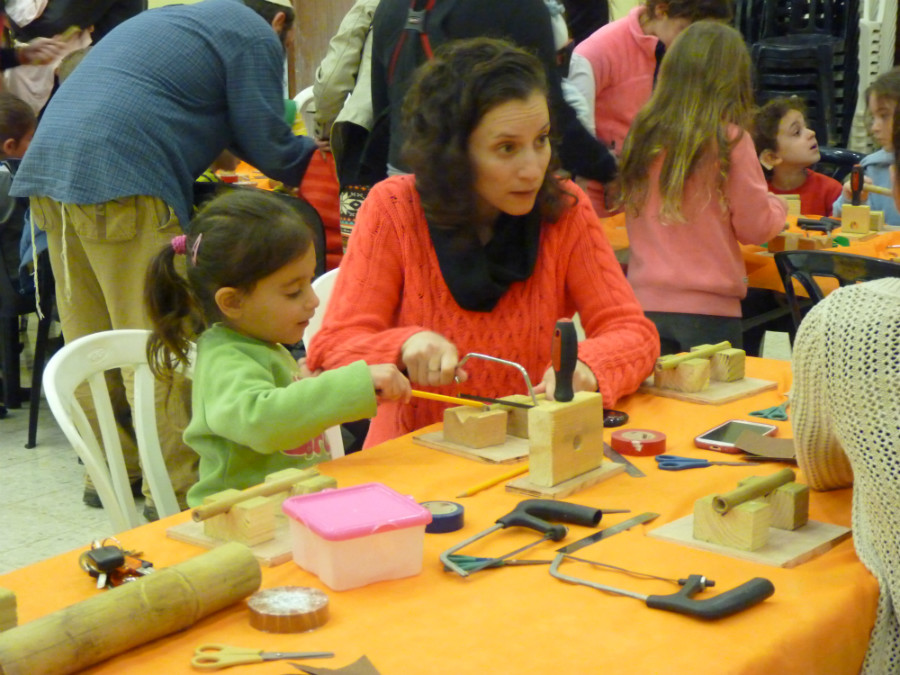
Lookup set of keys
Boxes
[78,538,154,589]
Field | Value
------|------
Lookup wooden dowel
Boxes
[712,468,796,515]
[410,389,487,408]
[655,341,731,371]
[192,469,317,522]
[861,184,893,196]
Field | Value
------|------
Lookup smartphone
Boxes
[694,419,778,454]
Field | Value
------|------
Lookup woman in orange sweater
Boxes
[307,38,659,447]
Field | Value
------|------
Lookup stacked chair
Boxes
[737,0,861,148]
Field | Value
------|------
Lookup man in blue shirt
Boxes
[12,0,315,516]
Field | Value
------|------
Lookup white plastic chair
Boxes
[42,329,180,532]
[306,268,344,458]
[293,85,317,137]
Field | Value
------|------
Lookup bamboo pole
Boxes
[0,543,260,675]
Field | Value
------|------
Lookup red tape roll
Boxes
[610,429,667,456]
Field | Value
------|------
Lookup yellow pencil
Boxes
[456,464,529,498]
[410,389,486,408]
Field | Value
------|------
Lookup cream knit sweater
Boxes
[793,277,900,674]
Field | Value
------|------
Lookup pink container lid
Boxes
[282,483,432,541]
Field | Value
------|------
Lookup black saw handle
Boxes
[552,319,578,402]
[645,575,775,619]
[496,499,603,542]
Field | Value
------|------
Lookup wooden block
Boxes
[693,495,771,551]
[230,496,277,547]
[673,358,710,393]
[766,482,809,530]
[202,488,243,541]
[841,204,870,234]
[528,392,604,487]
[796,235,833,250]
[443,407,508,449]
[0,588,16,632]
[710,348,745,382]
[202,490,277,546]
[869,210,885,232]
[492,394,538,439]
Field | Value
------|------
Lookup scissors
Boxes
[655,455,748,471]
[191,644,334,670]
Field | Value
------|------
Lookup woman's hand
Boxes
[401,331,467,386]
[536,360,598,401]
[368,364,411,402]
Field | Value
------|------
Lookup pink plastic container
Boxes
[282,483,432,591]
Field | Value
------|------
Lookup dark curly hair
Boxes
[400,37,571,232]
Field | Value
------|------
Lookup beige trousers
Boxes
[30,195,198,507]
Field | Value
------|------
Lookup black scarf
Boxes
[428,208,541,312]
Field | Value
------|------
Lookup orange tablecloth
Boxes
[0,359,874,674]
[601,211,900,292]
[745,227,900,292]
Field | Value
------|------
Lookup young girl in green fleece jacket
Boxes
[145,189,410,507]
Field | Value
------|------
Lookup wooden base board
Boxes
[412,430,529,463]
[505,462,625,499]
[639,377,777,405]
[648,514,851,568]
[166,517,294,567]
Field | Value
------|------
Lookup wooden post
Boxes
[528,392,604,487]
[0,588,15,632]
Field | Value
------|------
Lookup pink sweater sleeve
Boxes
[560,190,660,405]
[727,131,787,245]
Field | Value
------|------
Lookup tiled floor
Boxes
[0,321,119,574]
[0,319,792,574]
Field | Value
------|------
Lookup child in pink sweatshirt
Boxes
[572,0,734,216]
[620,21,785,355]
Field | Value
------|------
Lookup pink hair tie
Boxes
[171,234,187,255]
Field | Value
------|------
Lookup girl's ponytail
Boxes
[145,235,201,382]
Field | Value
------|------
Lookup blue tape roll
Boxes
[421,501,465,534]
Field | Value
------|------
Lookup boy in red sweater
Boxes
[752,97,842,217]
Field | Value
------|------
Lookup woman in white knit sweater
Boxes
[792,112,900,674]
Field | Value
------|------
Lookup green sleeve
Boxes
[199,343,376,453]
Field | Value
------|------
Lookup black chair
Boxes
[751,0,860,147]
[0,240,56,448]
[774,250,900,335]
[813,146,865,183]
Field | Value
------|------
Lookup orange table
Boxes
[744,227,900,293]
[0,359,874,674]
